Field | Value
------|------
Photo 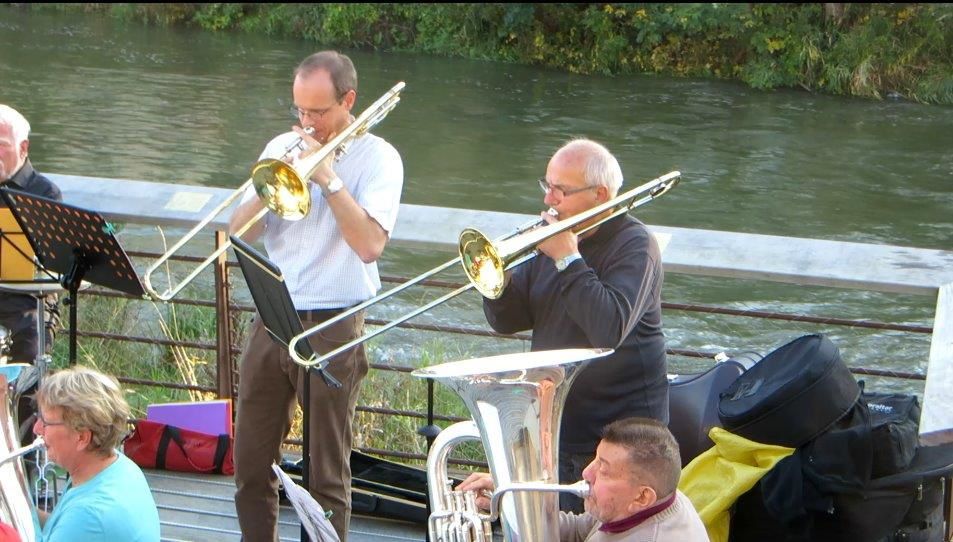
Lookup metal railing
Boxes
[60,230,940,465]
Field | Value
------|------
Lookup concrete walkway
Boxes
[145,470,426,542]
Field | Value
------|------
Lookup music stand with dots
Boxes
[0,188,144,365]
[229,234,341,542]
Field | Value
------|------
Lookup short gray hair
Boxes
[602,417,682,498]
[557,139,623,196]
[37,366,131,456]
[0,104,31,145]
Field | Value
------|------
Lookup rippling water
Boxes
[1,7,950,391]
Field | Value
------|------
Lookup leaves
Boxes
[27,2,953,104]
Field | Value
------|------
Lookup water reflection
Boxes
[1,7,950,390]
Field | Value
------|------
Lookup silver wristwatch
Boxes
[555,253,582,272]
[322,176,344,197]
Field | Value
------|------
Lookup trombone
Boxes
[286,170,681,368]
[141,82,407,301]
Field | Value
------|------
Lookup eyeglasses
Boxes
[37,411,67,429]
[538,178,598,198]
[289,104,336,120]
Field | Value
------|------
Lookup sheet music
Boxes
[272,463,340,542]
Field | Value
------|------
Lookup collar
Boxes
[598,492,676,534]
[2,159,34,189]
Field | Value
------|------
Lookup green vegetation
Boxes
[49,294,221,415]
[19,3,953,104]
[50,286,480,463]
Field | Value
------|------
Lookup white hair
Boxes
[0,104,31,145]
[557,139,623,196]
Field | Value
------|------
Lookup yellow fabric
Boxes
[0,208,35,280]
[677,427,795,542]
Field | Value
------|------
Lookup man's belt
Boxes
[296,308,347,321]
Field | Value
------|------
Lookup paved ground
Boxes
[144,470,427,542]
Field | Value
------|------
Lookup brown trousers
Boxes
[233,310,368,542]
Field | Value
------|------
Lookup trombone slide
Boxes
[142,82,406,302]
[285,170,680,368]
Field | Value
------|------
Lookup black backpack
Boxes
[729,385,953,542]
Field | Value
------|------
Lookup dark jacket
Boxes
[483,214,668,452]
[0,159,62,318]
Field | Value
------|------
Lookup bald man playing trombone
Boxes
[228,50,403,542]
[481,139,668,513]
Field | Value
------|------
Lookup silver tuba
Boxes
[413,348,613,541]
[0,364,42,542]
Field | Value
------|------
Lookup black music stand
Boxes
[230,235,341,542]
[0,189,144,365]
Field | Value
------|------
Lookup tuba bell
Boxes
[413,348,613,541]
[0,365,43,542]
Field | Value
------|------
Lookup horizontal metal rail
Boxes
[63,247,935,465]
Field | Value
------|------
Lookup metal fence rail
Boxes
[61,240,937,464]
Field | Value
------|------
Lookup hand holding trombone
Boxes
[285,170,680,368]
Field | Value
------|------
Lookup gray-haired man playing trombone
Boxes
[481,139,668,513]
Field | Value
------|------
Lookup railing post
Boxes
[214,231,235,400]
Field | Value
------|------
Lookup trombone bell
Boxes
[459,228,506,299]
[457,170,681,300]
[251,158,312,220]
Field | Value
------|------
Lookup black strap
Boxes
[155,425,178,470]
[213,434,229,474]
[154,424,228,474]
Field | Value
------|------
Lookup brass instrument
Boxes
[142,82,406,301]
[286,170,680,368]
[413,348,612,541]
[0,364,44,542]
[460,170,679,298]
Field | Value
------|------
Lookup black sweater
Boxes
[483,214,668,453]
[0,159,62,314]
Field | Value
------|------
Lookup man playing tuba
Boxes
[459,418,709,541]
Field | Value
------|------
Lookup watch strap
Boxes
[555,253,583,272]
[322,176,344,197]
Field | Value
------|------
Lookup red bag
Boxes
[124,419,234,475]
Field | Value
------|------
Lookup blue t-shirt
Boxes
[40,453,160,542]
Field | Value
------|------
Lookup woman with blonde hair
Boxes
[33,365,159,541]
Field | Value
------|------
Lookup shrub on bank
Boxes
[20,3,952,104]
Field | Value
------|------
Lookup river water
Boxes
[1,7,951,391]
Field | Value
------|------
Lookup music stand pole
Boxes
[61,258,91,365]
[302,369,311,542]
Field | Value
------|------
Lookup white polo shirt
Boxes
[241,131,403,309]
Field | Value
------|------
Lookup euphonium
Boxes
[0,364,43,542]
[413,348,613,542]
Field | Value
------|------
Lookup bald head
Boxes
[0,105,30,145]
[0,104,31,181]
[552,139,623,197]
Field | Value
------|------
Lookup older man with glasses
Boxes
[482,138,668,513]
[0,104,62,442]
